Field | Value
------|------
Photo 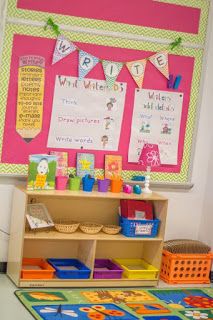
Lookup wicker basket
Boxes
[54,221,80,233]
[102,225,121,235]
[80,223,103,234]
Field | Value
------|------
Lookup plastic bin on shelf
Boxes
[160,250,213,284]
[114,258,159,280]
[47,258,91,279]
[21,258,55,279]
[119,216,160,238]
[93,259,123,279]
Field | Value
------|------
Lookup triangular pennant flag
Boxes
[52,35,76,65]
[102,61,123,89]
[149,51,169,79]
[126,59,147,88]
[78,50,99,79]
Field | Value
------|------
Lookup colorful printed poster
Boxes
[105,155,122,179]
[16,56,45,143]
[27,154,57,190]
[47,76,126,151]
[128,89,183,165]
[49,151,68,176]
[76,153,95,177]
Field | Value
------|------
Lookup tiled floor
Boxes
[0,274,212,320]
[0,274,31,320]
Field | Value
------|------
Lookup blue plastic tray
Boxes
[119,216,160,238]
[47,258,91,279]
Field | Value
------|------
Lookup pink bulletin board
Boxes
[1,34,194,176]
[17,0,201,35]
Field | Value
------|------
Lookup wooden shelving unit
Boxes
[7,185,168,288]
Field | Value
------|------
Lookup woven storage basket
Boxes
[164,239,211,254]
[102,225,121,235]
[54,221,80,233]
[80,222,103,234]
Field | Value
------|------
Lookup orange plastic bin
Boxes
[160,250,213,284]
[21,258,55,279]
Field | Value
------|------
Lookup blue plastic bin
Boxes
[119,216,160,238]
[47,259,91,279]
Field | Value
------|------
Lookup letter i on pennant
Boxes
[126,59,147,88]
[102,61,123,89]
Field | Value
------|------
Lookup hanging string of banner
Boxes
[45,18,182,90]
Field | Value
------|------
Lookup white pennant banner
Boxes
[78,50,99,80]
[149,51,169,79]
[52,35,76,65]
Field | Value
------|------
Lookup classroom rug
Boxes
[15,288,213,320]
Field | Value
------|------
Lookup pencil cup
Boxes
[55,176,68,190]
[97,179,110,192]
[82,176,95,192]
[68,176,81,191]
[111,179,123,193]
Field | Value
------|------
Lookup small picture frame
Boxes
[26,203,54,230]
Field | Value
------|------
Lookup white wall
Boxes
[197,5,213,250]
[198,136,213,250]
[163,3,213,244]
[0,0,213,261]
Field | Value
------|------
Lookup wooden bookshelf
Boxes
[24,230,163,241]
[7,186,168,288]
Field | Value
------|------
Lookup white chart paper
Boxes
[48,76,126,151]
[128,89,183,165]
